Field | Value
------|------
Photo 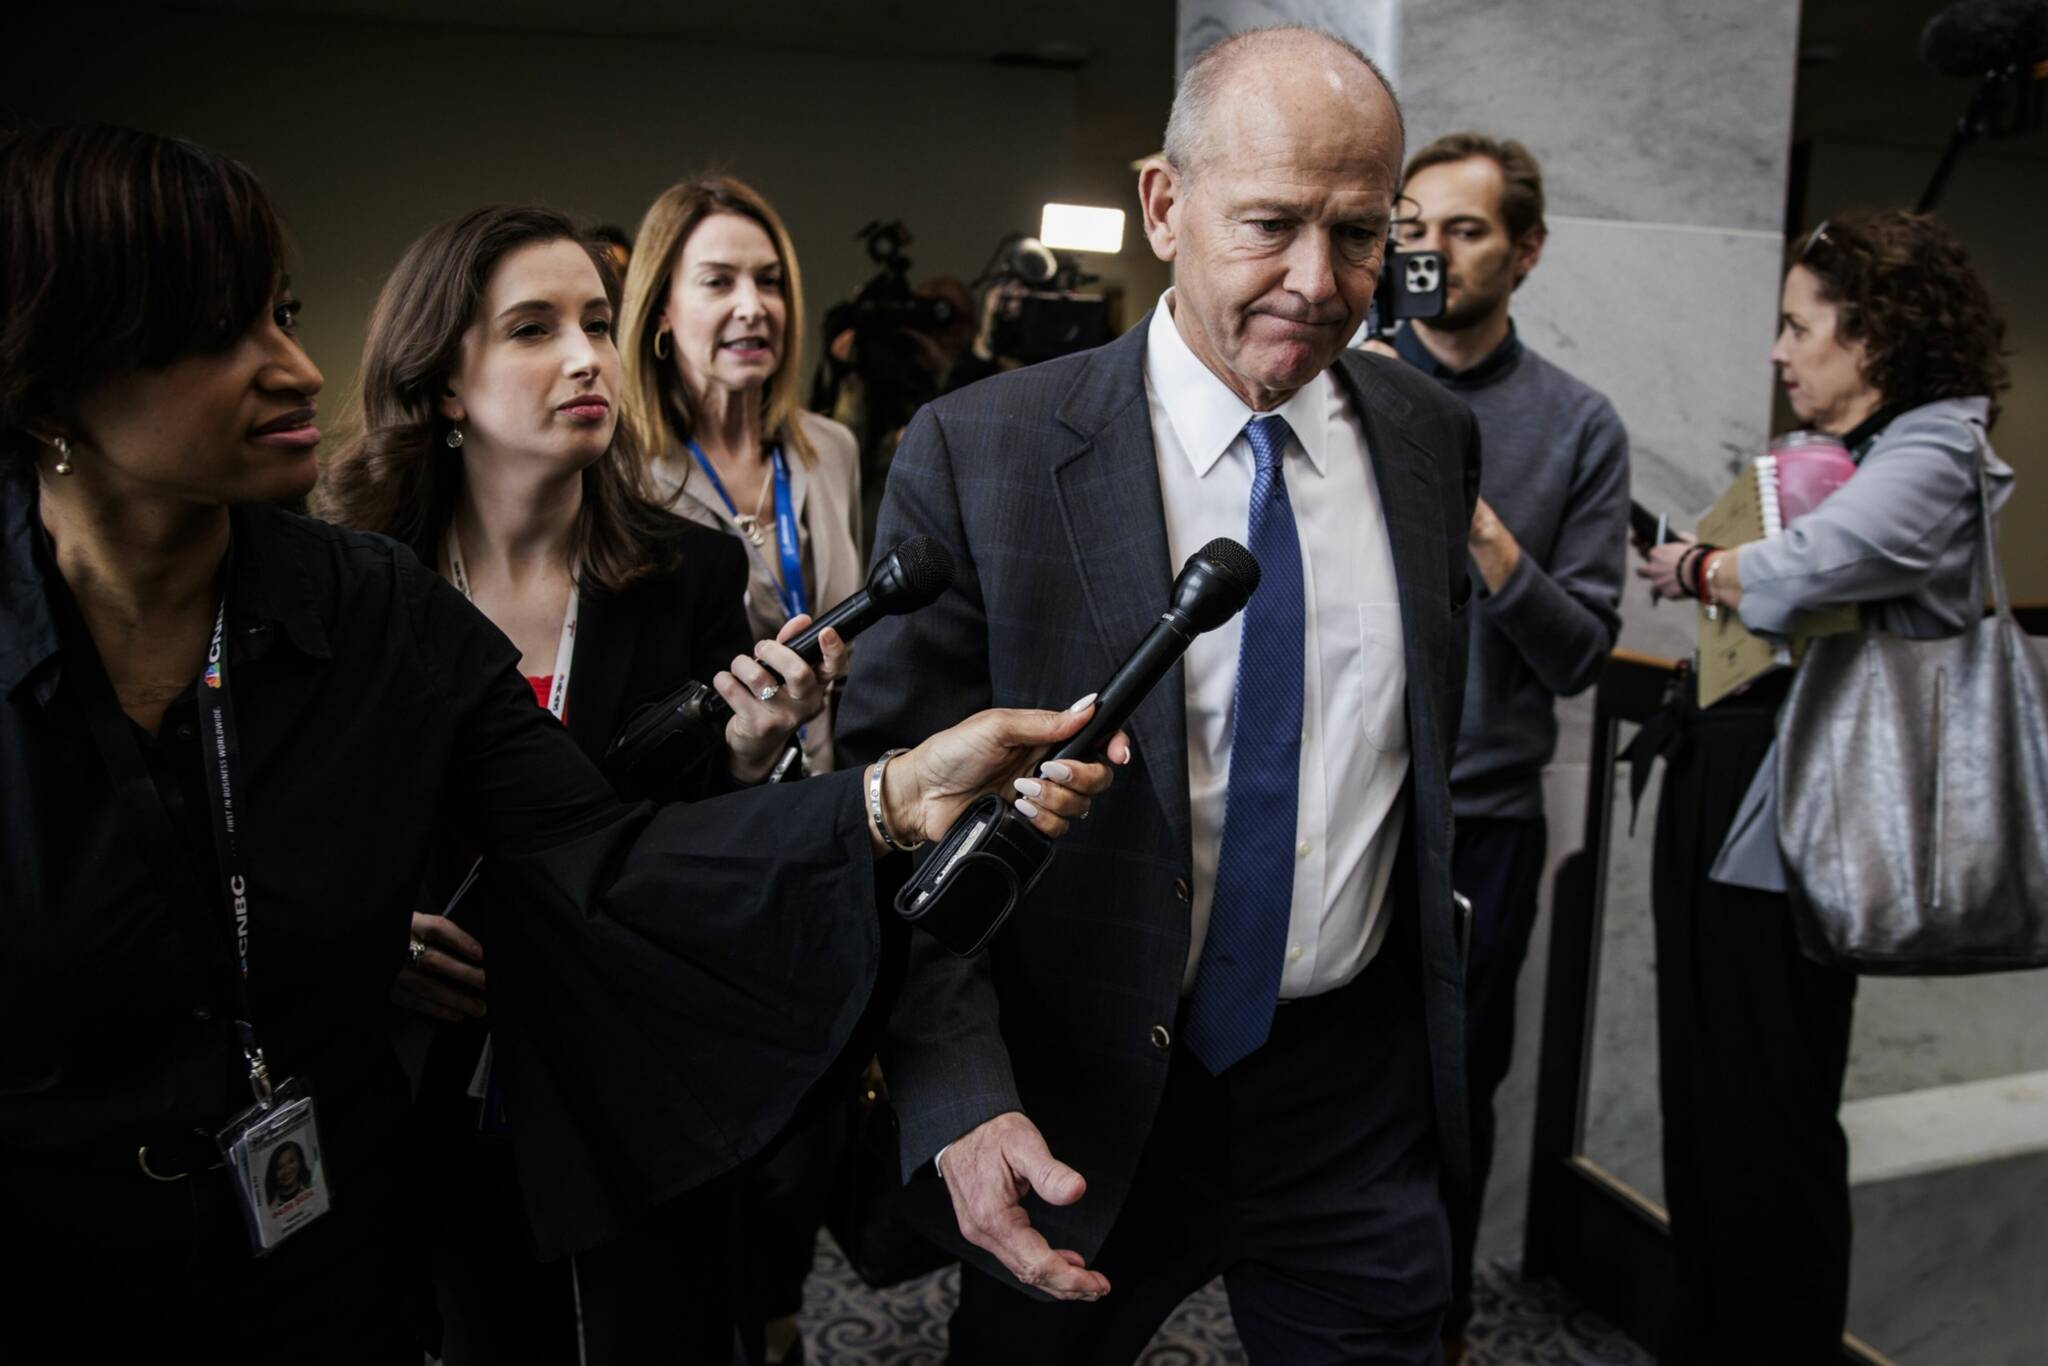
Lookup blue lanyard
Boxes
[686,440,807,622]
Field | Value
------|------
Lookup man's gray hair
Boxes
[1163,25,1405,179]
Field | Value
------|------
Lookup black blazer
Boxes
[561,519,754,780]
[836,316,1481,1277]
[409,517,759,1245]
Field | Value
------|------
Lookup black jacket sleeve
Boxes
[407,555,883,1259]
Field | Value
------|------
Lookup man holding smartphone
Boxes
[1373,131,1632,1363]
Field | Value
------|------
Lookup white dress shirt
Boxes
[1144,293,1410,998]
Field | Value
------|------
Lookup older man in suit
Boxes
[837,25,1479,1365]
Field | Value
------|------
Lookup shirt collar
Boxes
[1145,291,1331,477]
[1393,318,1524,388]
[0,481,330,702]
[227,504,332,663]
[1838,404,1903,461]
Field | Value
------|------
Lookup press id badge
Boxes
[216,1077,332,1254]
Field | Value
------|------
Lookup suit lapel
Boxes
[1333,353,1449,768]
[563,584,638,762]
[1047,322,1192,862]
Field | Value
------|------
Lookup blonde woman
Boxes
[620,176,863,780]
[618,174,866,1366]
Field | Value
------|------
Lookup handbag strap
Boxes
[1968,420,2013,623]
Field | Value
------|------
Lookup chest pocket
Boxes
[1353,603,1409,753]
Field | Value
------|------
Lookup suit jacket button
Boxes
[1173,877,1190,902]
[1150,1024,1171,1051]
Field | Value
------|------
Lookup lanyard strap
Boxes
[768,446,807,622]
[686,440,807,622]
[685,439,744,521]
[445,527,578,721]
[192,589,274,1105]
[55,548,275,1108]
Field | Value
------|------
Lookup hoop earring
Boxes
[446,427,465,449]
[653,330,671,360]
[51,434,74,476]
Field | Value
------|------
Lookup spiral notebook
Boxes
[1693,453,1858,708]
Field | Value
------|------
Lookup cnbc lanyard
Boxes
[190,585,335,1251]
[61,539,331,1251]
[685,440,809,622]
[58,537,339,1252]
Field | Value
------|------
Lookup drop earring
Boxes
[51,435,74,476]
[446,427,465,449]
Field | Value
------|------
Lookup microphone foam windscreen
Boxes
[891,534,956,607]
[1921,0,2048,75]
[1198,536,1261,597]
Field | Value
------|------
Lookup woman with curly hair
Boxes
[1637,208,2014,1362]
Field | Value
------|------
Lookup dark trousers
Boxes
[1650,682,1856,1364]
[1444,814,1548,1333]
[574,1180,753,1366]
[419,1022,750,1366]
[430,1124,578,1365]
[742,1103,842,1324]
[946,930,1449,1366]
[2,1079,422,1364]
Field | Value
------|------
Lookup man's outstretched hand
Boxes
[939,1111,1110,1301]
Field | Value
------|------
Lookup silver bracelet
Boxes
[869,748,926,853]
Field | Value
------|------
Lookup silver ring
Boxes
[756,684,780,702]
[408,937,428,964]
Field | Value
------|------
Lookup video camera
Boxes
[975,234,1112,367]
[828,220,961,336]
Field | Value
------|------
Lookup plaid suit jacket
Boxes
[837,313,1481,1278]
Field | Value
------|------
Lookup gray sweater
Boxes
[1395,325,1631,819]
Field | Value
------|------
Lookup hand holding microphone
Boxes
[715,615,847,783]
[897,538,1261,955]
[604,536,955,797]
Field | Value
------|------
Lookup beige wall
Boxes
[4,4,1173,419]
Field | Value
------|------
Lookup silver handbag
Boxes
[1775,424,2048,973]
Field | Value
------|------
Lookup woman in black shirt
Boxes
[0,126,1122,1363]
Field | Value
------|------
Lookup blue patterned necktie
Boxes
[1184,414,1305,1075]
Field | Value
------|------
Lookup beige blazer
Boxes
[651,408,864,773]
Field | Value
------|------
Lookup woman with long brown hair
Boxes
[316,204,838,1362]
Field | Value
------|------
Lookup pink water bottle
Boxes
[1769,430,1857,522]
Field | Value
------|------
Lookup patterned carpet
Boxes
[797,1234,1652,1365]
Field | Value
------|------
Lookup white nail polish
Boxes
[1014,777,1043,798]
[1038,761,1073,783]
[1014,797,1041,819]
[1066,692,1099,713]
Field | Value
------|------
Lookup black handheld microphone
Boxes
[1921,0,2048,76]
[1915,0,2048,209]
[771,533,956,683]
[603,535,955,797]
[895,537,1261,956]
